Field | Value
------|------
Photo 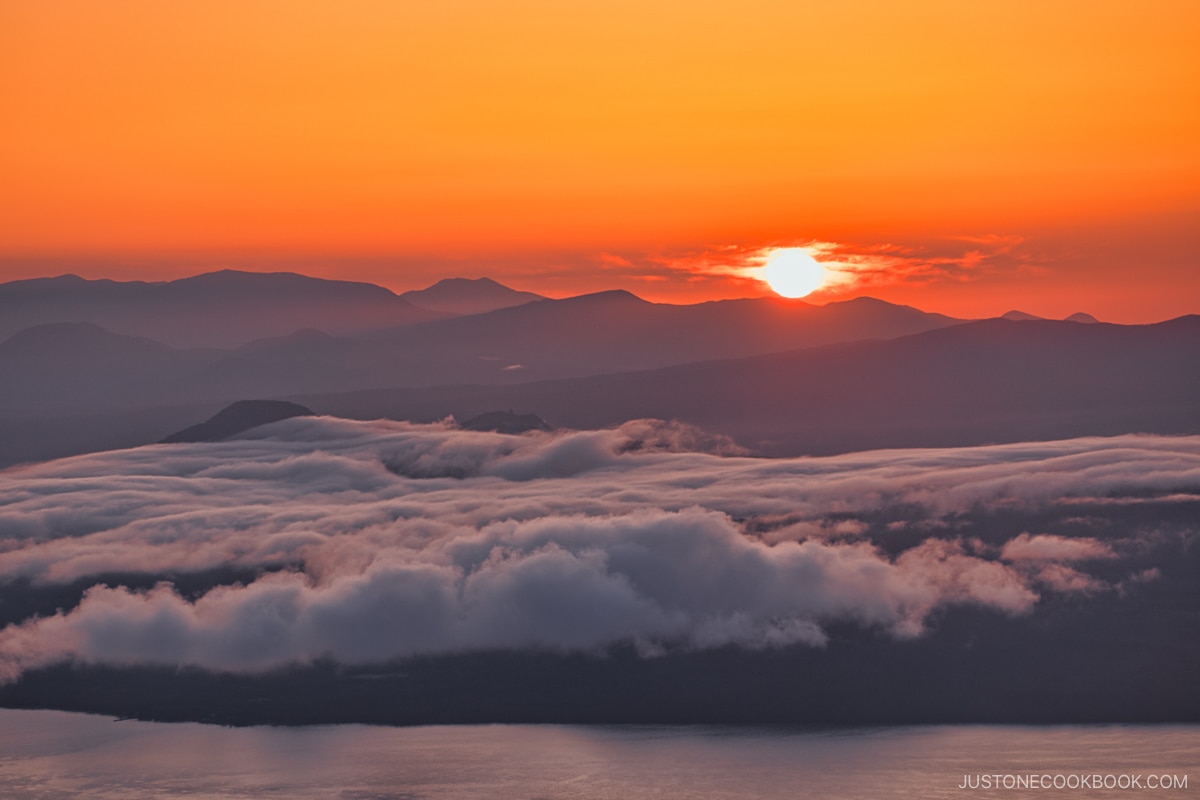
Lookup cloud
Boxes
[580,235,1035,301]
[0,419,1195,681]
[802,235,1030,296]
[0,509,1035,681]
[1000,533,1117,563]
[1029,563,1107,594]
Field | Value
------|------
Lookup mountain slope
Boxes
[161,400,315,443]
[301,316,1200,456]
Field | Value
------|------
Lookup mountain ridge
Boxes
[401,276,545,315]
[0,269,448,348]
[1,315,1196,468]
[0,286,967,418]
[294,315,1200,456]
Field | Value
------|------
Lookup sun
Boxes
[762,248,828,298]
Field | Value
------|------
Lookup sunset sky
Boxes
[2,0,1197,321]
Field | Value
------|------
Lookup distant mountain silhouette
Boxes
[1001,310,1043,321]
[0,270,448,348]
[0,321,173,361]
[301,316,1200,456]
[401,277,545,315]
[1065,312,1100,323]
[161,400,315,443]
[0,323,215,415]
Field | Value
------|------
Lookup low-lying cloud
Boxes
[1000,533,1116,563]
[0,419,1196,681]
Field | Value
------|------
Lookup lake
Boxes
[0,710,1194,799]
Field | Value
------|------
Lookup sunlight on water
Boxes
[0,710,1195,799]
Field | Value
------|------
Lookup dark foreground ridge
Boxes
[161,400,315,443]
[2,598,1196,727]
[1,502,1196,727]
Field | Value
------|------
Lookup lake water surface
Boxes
[0,710,1195,799]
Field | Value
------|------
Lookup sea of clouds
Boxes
[0,417,1196,681]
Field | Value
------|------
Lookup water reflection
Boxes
[0,710,1195,799]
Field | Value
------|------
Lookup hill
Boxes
[160,400,315,443]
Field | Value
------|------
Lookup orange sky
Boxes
[2,0,1197,321]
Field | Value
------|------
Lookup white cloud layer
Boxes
[0,419,1196,681]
